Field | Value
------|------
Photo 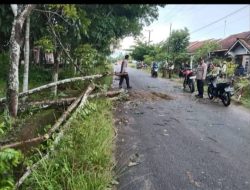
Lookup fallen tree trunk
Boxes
[48,84,94,135]
[0,85,95,150]
[18,89,125,110]
[0,74,102,103]
[15,84,95,188]
[19,97,77,110]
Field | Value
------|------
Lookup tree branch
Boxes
[33,8,72,26]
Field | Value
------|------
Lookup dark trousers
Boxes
[197,79,204,97]
[119,74,130,88]
[169,70,172,78]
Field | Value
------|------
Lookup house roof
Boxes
[217,31,250,50]
[187,39,219,53]
[187,31,250,54]
[225,38,250,55]
[239,38,250,50]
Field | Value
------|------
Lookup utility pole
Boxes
[146,29,153,45]
[167,23,172,53]
[170,23,172,36]
[224,19,227,37]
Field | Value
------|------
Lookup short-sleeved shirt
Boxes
[121,59,128,73]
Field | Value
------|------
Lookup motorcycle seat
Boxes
[216,83,230,89]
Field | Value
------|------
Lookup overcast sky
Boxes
[115,4,250,55]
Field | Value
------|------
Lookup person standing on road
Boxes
[168,62,174,79]
[195,57,207,98]
[221,61,227,78]
[119,55,132,89]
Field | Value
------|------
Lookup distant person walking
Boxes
[168,62,174,79]
[195,57,207,98]
[119,55,132,89]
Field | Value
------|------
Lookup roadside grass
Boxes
[21,98,115,190]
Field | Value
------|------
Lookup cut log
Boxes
[0,85,95,150]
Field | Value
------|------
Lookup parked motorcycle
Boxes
[180,68,196,93]
[151,64,158,78]
[207,75,234,106]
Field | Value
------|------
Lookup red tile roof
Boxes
[187,39,219,53]
[187,31,250,53]
[217,31,250,50]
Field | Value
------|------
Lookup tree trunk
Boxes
[1,85,95,150]
[15,85,95,188]
[7,4,35,117]
[18,89,125,111]
[1,74,105,103]
[52,52,59,96]
[7,17,19,117]
[22,16,30,102]
[73,58,77,76]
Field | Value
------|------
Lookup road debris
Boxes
[186,171,201,187]
[128,153,141,167]
[127,90,174,101]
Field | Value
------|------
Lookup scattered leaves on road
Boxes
[127,90,174,101]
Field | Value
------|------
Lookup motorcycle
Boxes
[207,75,234,106]
[151,66,158,78]
[180,68,196,93]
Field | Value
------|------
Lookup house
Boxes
[211,31,250,58]
[187,39,219,68]
[225,38,250,74]
[187,39,217,55]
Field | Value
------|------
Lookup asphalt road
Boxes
[114,66,250,190]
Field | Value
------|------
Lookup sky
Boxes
[112,4,250,57]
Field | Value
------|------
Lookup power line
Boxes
[190,5,249,34]
[192,10,249,39]
[175,5,206,18]
[191,14,249,41]
[164,5,207,25]
[164,5,187,23]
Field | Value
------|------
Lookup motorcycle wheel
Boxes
[183,80,186,90]
[188,80,195,93]
[208,86,214,100]
[222,92,231,106]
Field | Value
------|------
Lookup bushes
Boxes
[0,148,23,190]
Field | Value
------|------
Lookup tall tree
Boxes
[0,5,13,52]
[7,4,36,117]
[164,27,190,66]
[194,41,220,62]
[79,4,163,54]
[22,16,30,102]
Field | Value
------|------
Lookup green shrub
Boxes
[0,148,23,190]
